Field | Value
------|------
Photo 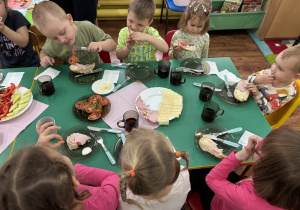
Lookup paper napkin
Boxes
[102,81,159,134]
[217,69,241,85]
[238,131,256,147]
[0,72,24,87]
[34,67,60,80]
[102,70,120,83]
[0,100,49,154]
[206,61,219,75]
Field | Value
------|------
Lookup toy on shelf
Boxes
[221,0,242,13]
[241,0,263,12]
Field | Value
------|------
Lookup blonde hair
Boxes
[128,0,156,22]
[178,0,212,35]
[32,1,67,32]
[119,128,189,209]
[281,44,300,74]
[253,127,300,209]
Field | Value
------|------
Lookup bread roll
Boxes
[234,80,250,102]
[70,63,95,74]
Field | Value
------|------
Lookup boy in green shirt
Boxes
[32,1,116,68]
[116,0,168,63]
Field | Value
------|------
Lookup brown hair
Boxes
[178,0,212,35]
[2,0,12,13]
[119,128,189,209]
[0,146,87,210]
[128,0,156,22]
[281,44,300,74]
[253,127,300,209]
[32,1,67,32]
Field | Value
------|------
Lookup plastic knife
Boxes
[205,134,240,148]
[193,82,222,92]
[87,126,122,134]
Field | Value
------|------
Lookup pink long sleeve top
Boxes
[74,164,120,210]
[206,151,283,210]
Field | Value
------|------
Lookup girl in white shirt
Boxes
[118,128,191,210]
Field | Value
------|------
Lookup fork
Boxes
[96,136,116,165]
[224,75,233,97]
[211,127,242,138]
[112,76,131,92]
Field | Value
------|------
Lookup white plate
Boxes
[0,87,33,122]
[136,87,182,121]
[91,79,114,95]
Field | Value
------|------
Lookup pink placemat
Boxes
[103,81,159,134]
[0,100,48,154]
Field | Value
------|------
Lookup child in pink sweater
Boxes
[0,121,119,210]
[206,127,300,210]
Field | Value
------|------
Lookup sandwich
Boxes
[196,133,226,159]
[70,63,95,74]
[174,39,196,52]
[234,80,250,102]
[66,133,91,150]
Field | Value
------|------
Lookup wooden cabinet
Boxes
[255,0,300,40]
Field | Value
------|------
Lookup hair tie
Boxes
[130,169,135,177]
[175,151,181,158]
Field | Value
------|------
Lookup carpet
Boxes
[265,40,287,54]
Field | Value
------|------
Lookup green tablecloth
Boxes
[4,58,271,172]
[0,67,38,164]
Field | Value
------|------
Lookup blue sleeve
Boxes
[10,10,31,31]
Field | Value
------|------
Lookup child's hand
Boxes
[129,32,149,42]
[36,121,64,149]
[245,83,259,96]
[254,74,274,85]
[88,42,103,52]
[235,135,263,161]
[126,37,135,50]
[40,56,55,68]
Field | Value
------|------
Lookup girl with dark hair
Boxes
[206,127,300,210]
[0,121,119,210]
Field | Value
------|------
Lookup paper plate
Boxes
[92,79,114,95]
[0,87,33,122]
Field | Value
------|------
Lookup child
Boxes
[246,44,300,115]
[206,127,300,209]
[118,128,190,210]
[0,121,120,210]
[32,1,116,68]
[169,0,212,60]
[0,0,40,68]
[116,0,168,63]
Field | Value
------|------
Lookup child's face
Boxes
[0,0,7,19]
[270,53,299,85]
[127,11,152,33]
[40,15,76,46]
[185,17,205,36]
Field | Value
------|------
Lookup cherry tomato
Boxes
[101,97,109,106]
[75,101,84,110]
[88,112,101,120]
[88,95,102,103]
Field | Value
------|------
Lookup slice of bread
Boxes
[198,135,226,159]
[70,63,95,74]
[234,80,250,102]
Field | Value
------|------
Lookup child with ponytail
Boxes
[118,128,190,210]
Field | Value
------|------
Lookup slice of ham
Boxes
[69,133,91,145]
[136,96,159,123]
[236,80,248,91]
[74,63,92,68]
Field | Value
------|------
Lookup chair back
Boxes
[265,79,300,129]
[98,51,111,63]
[162,30,177,60]
[29,31,40,57]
